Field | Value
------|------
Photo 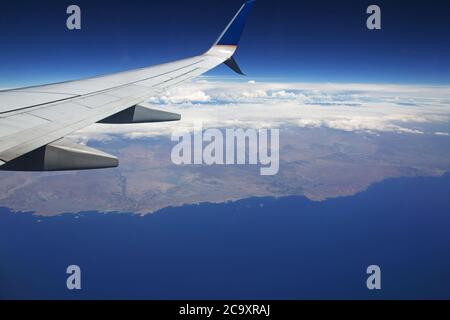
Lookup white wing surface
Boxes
[0,0,255,171]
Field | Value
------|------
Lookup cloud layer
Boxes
[73,80,450,141]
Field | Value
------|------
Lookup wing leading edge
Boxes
[0,1,256,171]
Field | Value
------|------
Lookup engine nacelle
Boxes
[0,139,118,171]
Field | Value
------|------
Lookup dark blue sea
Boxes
[1,174,450,300]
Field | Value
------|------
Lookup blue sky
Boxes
[0,0,449,87]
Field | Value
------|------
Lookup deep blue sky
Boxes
[0,0,450,87]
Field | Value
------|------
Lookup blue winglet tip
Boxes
[215,0,256,46]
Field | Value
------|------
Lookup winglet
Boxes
[208,1,255,75]
[224,57,245,75]
[214,0,256,46]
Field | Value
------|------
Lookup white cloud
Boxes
[148,87,211,104]
[74,80,450,141]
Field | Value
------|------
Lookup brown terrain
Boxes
[1,127,449,215]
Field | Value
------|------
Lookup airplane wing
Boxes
[0,0,255,171]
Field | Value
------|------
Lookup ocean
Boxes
[1,173,450,299]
